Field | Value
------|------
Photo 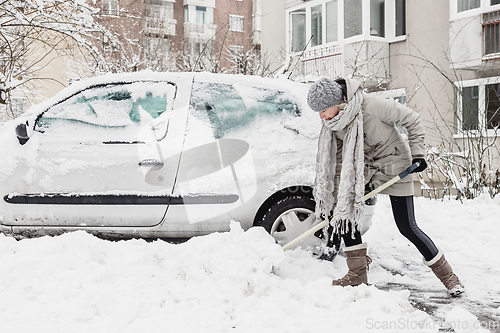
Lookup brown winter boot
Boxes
[424,250,465,297]
[332,243,371,287]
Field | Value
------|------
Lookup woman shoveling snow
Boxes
[306,77,465,297]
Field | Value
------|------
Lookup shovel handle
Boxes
[282,162,421,251]
[362,161,420,202]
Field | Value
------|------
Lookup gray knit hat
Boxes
[307,77,344,112]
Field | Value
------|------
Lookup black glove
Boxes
[364,182,375,194]
[411,158,428,173]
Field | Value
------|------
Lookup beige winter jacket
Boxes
[332,79,426,196]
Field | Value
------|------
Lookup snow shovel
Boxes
[282,161,421,251]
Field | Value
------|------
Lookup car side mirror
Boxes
[15,121,30,145]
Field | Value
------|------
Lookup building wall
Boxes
[214,0,254,73]
[388,0,455,147]
[172,0,185,56]
[276,0,500,192]
[95,0,143,70]
[389,0,500,190]
[260,0,286,75]
[0,40,70,123]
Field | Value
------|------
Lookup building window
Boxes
[370,0,385,37]
[144,37,170,53]
[196,6,206,24]
[483,10,500,55]
[458,78,500,133]
[493,0,500,5]
[145,0,174,20]
[288,0,401,55]
[345,0,362,38]
[290,9,306,52]
[486,84,500,129]
[326,1,338,43]
[462,86,479,130]
[395,0,406,36]
[102,0,119,16]
[311,5,323,47]
[229,15,244,32]
[457,0,480,12]
[184,5,189,22]
[230,45,244,55]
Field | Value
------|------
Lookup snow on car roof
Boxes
[18,71,193,120]
[17,71,313,122]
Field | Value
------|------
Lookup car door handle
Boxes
[139,159,164,167]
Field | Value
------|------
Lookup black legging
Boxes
[341,195,439,261]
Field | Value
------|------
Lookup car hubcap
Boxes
[271,208,323,249]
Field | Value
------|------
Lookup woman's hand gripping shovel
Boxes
[281,162,421,252]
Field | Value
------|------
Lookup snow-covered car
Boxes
[0,71,373,247]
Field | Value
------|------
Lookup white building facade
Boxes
[259,0,500,194]
[284,0,405,88]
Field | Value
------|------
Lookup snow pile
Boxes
[445,306,490,333]
[0,221,435,333]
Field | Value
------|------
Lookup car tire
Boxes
[258,195,323,249]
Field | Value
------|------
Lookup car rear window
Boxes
[190,81,300,138]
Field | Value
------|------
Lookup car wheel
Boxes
[259,196,323,249]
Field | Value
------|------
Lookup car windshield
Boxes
[190,81,300,138]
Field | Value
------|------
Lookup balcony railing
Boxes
[301,45,343,78]
[144,17,177,36]
[184,22,216,38]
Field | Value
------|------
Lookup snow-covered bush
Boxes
[421,143,500,200]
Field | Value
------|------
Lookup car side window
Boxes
[190,81,300,138]
[36,82,175,132]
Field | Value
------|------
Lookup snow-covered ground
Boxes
[0,194,499,333]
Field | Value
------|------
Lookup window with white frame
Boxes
[344,0,362,38]
[229,15,244,32]
[102,0,119,16]
[370,0,385,37]
[458,78,500,133]
[451,0,500,18]
[196,6,206,24]
[487,83,500,129]
[457,0,480,12]
[482,10,500,56]
[288,0,404,54]
[311,5,323,47]
[290,8,306,52]
[395,0,406,36]
[326,1,338,43]
[145,0,174,20]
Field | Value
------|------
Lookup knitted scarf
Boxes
[313,89,365,235]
